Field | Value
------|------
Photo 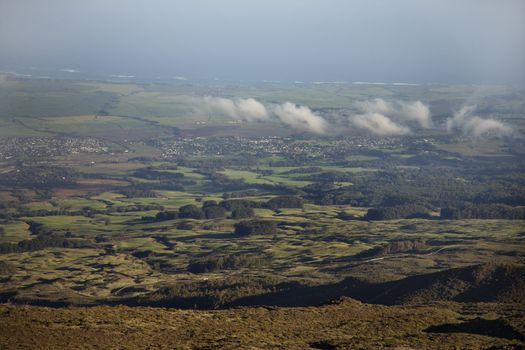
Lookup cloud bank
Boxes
[350,98,432,135]
[198,97,514,138]
[201,97,327,134]
[203,97,269,122]
[446,106,513,137]
[272,102,328,134]
[351,113,411,135]
[355,98,432,129]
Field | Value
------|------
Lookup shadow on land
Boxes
[1,263,523,314]
[424,318,525,342]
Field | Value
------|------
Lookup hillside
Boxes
[1,300,524,349]
[373,262,525,305]
[228,263,525,308]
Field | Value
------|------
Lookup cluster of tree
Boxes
[230,207,255,219]
[146,196,303,223]
[132,168,185,181]
[12,204,162,219]
[187,254,269,273]
[221,189,259,199]
[145,201,228,222]
[304,166,525,210]
[201,203,227,219]
[234,220,277,236]
[0,166,78,189]
[219,199,261,211]
[440,204,525,220]
[0,234,94,254]
[27,221,46,235]
[118,188,158,198]
[217,199,257,218]
[364,204,431,221]
[15,208,105,218]
[220,196,303,211]
[179,204,207,219]
[149,211,177,222]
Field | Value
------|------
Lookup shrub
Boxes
[234,220,277,236]
[155,211,178,221]
[179,205,205,219]
[220,199,260,211]
[203,205,226,219]
[231,207,255,219]
[187,254,268,273]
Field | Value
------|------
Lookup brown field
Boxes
[1,300,524,350]
[52,188,98,199]
[76,178,130,187]
[0,191,16,202]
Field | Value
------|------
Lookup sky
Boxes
[1,0,524,83]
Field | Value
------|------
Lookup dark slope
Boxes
[2,263,523,309]
[228,263,525,307]
[372,262,525,305]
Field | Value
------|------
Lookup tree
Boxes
[220,199,259,211]
[203,206,226,219]
[202,200,218,208]
[231,207,255,219]
[178,205,205,219]
[234,220,277,236]
[155,211,178,221]
[364,204,430,221]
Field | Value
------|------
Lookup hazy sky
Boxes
[1,0,524,83]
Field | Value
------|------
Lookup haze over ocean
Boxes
[1,0,525,84]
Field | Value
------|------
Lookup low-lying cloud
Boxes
[198,96,515,138]
[203,97,269,122]
[355,98,432,129]
[349,98,432,135]
[446,106,513,137]
[351,113,411,135]
[201,97,327,134]
[272,102,328,134]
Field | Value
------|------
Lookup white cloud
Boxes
[273,102,328,134]
[200,97,329,134]
[356,98,432,129]
[351,113,411,136]
[446,105,513,137]
[203,97,269,122]
[400,101,433,128]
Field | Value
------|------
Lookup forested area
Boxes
[0,234,94,254]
